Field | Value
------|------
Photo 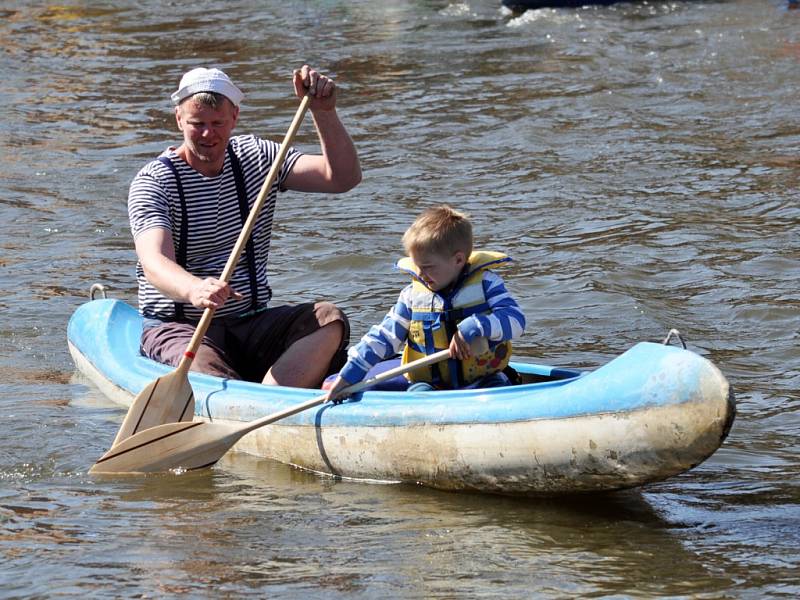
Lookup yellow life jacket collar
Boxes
[396,250,511,288]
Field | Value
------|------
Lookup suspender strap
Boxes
[157,156,188,320]
[226,145,259,312]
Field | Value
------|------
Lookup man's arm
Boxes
[283,65,361,193]
[135,227,240,310]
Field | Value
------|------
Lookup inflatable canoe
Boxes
[67,296,735,495]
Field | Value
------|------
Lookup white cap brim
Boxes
[171,68,244,107]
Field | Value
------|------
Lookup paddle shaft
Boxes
[236,348,451,438]
[234,339,487,438]
[174,94,311,377]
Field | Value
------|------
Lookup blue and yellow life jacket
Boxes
[397,250,512,388]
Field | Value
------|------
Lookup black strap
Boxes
[440,298,464,388]
[226,145,259,312]
[157,156,188,320]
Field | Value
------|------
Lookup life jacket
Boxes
[397,250,512,388]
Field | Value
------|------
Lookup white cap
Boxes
[171,67,244,107]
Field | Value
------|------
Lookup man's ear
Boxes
[175,106,183,131]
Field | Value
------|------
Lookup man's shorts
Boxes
[140,302,349,382]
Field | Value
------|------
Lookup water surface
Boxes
[1,0,798,597]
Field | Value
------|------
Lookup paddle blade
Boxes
[90,420,243,474]
[112,370,195,447]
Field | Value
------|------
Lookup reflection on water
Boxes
[2,454,737,597]
[1,0,798,596]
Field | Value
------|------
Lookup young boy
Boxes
[325,205,526,400]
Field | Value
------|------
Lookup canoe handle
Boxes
[662,329,686,349]
[90,283,108,300]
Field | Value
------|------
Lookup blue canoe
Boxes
[67,297,734,495]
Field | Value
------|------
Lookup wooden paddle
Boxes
[89,348,452,474]
[110,94,312,448]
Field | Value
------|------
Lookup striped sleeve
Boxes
[128,165,173,239]
[339,285,414,384]
[457,271,526,343]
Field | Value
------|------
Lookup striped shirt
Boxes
[128,134,302,320]
[339,270,527,384]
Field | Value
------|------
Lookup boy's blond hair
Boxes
[402,205,473,257]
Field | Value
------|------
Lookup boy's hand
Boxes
[449,332,472,360]
[324,375,351,404]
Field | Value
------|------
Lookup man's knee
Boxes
[314,301,349,345]
[322,319,344,343]
[314,301,347,324]
[310,302,349,376]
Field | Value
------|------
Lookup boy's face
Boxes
[409,249,467,292]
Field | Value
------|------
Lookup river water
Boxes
[1,0,798,597]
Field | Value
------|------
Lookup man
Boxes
[128,65,361,387]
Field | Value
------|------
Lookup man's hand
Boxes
[187,277,242,310]
[293,64,336,111]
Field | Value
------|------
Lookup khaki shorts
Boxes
[140,302,349,382]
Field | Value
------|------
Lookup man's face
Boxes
[175,98,238,170]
